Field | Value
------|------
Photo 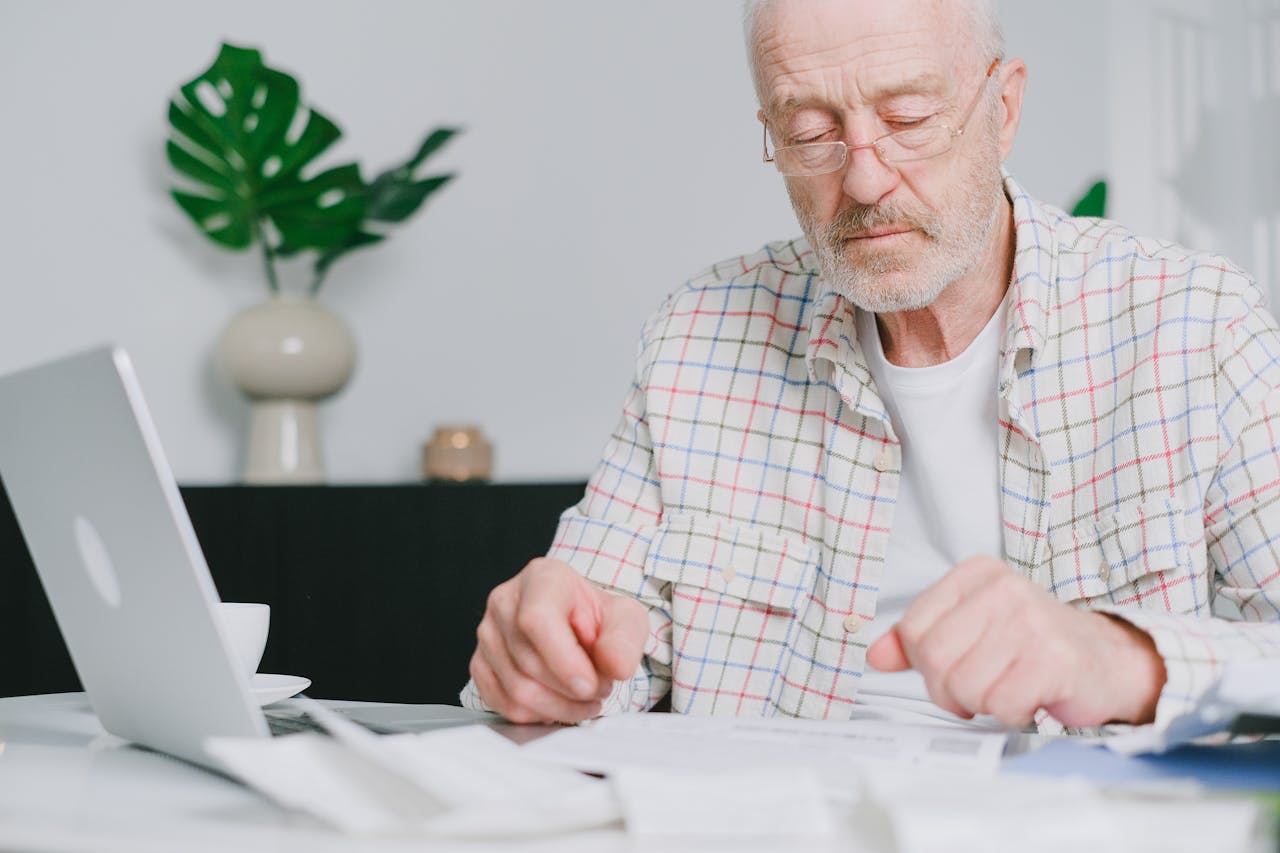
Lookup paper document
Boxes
[200,700,1267,849]
[862,767,1264,853]
[613,765,836,840]
[521,711,1009,795]
[206,698,621,837]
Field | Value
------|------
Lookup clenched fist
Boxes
[867,556,1166,728]
[470,558,648,723]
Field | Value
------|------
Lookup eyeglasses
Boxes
[762,58,1001,177]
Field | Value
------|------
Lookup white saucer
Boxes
[251,673,311,706]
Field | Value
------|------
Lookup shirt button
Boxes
[843,615,862,634]
[873,447,893,472]
[722,565,737,584]
[1098,562,1110,583]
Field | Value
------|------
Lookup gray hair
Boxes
[743,0,1005,98]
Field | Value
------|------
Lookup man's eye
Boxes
[792,130,836,145]
[885,113,939,130]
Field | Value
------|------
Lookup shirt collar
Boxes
[801,170,1058,384]
[1001,170,1056,375]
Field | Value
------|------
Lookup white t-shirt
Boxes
[854,296,1008,727]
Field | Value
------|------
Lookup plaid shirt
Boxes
[465,174,1280,734]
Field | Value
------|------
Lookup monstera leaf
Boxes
[167,42,460,293]
[167,43,367,289]
[312,127,459,288]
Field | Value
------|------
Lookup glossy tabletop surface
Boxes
[0,693,1271,853]
[0,693,634,853]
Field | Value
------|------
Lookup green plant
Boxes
[167,42,458,295]
[1070,179,1107,218]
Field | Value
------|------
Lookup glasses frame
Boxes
[762,58,1001,177]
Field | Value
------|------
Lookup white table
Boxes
[0,693,648,853]
[0,693,1270,853]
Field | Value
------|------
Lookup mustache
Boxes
[821,202,942,242]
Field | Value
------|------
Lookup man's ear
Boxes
[996,58,1027,162]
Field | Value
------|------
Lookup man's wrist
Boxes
[1100,613,1167,724]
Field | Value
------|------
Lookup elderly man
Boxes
[463,0,1280,735]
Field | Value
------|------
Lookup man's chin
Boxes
[837,239,918,274]
[834,268,950,313]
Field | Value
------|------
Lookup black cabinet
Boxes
[0,482,585,704]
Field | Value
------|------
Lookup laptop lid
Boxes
[0,346,269,765]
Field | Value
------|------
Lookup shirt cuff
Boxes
[1091,606,1222,734]
[458,678,495,713]
[459,664,663,720]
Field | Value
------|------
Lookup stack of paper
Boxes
[862,767,1262,853]
[206,699,620,837]
[521,710,1010,794]
[206,699,845,842]
[205,699,1266,850]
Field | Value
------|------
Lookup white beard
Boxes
[790,115,1005,313]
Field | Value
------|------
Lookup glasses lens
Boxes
[880,126,951,163]
[774,142,845,176]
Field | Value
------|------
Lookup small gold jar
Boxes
[422,425,493,482]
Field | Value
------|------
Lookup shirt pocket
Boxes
[645,514,817,712]
[1036,498,1204,615]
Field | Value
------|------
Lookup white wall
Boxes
[1107,0,1280,306]
[999,0,1111,212]
[0,1,1115,483]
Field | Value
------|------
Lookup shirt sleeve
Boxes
[460,302,678,715]
[542,305,677,714]
[1102,281,1280,732]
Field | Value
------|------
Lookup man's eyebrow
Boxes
[765,71,949,118]
[867,71,949,101]
[765,94,808,118]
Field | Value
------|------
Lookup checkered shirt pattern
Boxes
[461,173,1280,735]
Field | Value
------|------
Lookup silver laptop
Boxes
[0,345,489,768]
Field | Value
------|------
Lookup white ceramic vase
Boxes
[218,295,356,484]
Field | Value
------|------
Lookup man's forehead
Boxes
[753,0,971,106]
[760,44,959,118]
[752,0,962,95]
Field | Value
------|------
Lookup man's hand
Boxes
[469,557,648,724]
[865,556,1167,728]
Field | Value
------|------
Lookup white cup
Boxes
[217,602,270,676]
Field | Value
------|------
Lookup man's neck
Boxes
[874,197,1015,368]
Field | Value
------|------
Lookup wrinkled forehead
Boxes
[752,0,977,112]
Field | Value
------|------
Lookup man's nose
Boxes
[840,142,900,206]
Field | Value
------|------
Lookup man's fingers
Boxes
[469,648,513,711]
[978,653,1050,728]
[503,625,591,703]
[907,588,1008,714]
[941,616,1020,716]
[894,556,1007,649]
[867,628,969,717]
[589,593,649,681]
[869,561,1050,721]
[516,599,603,700]
[488,559,610,701]
[866,627,910,672]
[569,597,602,649]
[864,557,1163,728]
[472,559,613,710]
[472,633,603,724]
[471,558,652,714]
